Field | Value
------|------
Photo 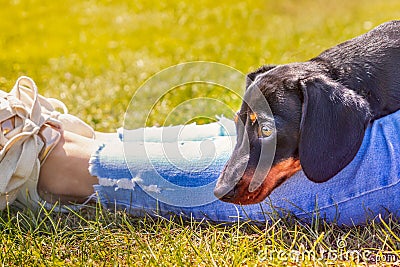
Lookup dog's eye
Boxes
[260,126,273,138]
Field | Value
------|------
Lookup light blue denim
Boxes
[90,110,400,226]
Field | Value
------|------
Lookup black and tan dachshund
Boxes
[214,20,400,205]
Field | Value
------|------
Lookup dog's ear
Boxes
[299,76,371,182]
[246,65,277,89]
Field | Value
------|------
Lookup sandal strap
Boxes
[0,76,94,209]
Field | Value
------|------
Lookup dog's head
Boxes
[214,63,372,204]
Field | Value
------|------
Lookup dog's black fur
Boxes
[214,20,400,204]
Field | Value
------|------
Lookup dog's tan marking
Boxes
[234,114,239,124]
[230,158,301,205]
[249,112,257,124]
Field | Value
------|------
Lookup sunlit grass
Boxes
[0,0,399,130]
[0,0,399,265]
[1,203,400,266]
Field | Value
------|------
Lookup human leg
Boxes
[91,111,400,225]
[36,110,400,225]
[3,76,398,226]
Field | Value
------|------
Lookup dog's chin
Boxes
[218,158,301,205]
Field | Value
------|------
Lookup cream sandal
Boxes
[0,76,95,209]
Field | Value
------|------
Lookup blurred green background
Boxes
[0,0,398,131]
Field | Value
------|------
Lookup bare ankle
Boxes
[38,131,99,205]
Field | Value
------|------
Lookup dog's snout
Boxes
[213,184,236,200]
[221,188,236,201]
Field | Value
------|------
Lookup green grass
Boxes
[2,204,400,266]
[0,0,400,265]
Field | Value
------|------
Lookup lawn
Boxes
[0,0,400,265]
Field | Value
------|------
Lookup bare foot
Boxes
[38,130,99,204]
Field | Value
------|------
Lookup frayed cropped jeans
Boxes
[90,111,400,226]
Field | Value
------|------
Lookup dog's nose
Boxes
[214,185,236,201]
[221,188,236,201]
